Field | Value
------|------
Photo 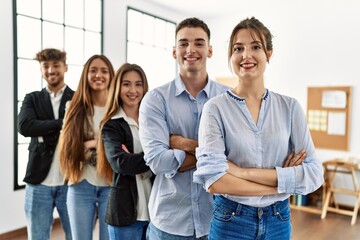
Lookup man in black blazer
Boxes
[18,48,74,240]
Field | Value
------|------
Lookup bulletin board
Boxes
[307,86,352,151]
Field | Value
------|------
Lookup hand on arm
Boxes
[283,149,306,167]
[169,135,198,155]
[120,144,150,177]
[169,135,198,172]
[121,144,130,153]
[178,153,197,172]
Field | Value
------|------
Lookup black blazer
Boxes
[102,117,151,226]
[18,86,74,184]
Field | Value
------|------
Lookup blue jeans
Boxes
[147,222,208,240]
[209,196,291,240]
[108,220,148,240]
[67,179,110,240]
[24,183,72,240]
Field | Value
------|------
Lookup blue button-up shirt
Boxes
[194,90,324,207]
[139,75,228,237]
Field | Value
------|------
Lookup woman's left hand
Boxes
[121,144,130,153]
[283,149,306,167]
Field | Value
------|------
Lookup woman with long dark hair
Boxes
[97,63,152,240]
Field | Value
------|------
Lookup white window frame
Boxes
[14,0,103,189]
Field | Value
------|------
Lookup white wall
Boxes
[205,0,360,205]
[2,0,360,234]
[206,0,360,161]
[0,0,25,234]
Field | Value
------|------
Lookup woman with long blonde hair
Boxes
[58,54,115,240]
[97,63,152,240]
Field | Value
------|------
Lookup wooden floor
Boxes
[1,221,99,240]
[2,209,360,240]
[292,209,360,240]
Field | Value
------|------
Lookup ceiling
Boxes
[146,0,238,19]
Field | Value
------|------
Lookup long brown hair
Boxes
[58,55,115,183]
[97,63,148,184]
[228,17,273,71]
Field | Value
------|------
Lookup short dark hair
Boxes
[34,48,67,63]
[175,17,210,40]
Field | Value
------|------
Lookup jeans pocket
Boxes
[274,206,291,221]
[213,202,235,222]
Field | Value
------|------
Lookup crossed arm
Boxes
[169,133,307,195]
[208,150,306,196]
[169,135,198,172]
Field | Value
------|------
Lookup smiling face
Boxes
[87,58,111,92]
[173,27,212,75]
[40,60,67,92]
[120,71,144,109]
[231,29,272,82]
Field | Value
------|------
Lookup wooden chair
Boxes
[321,159,360,225]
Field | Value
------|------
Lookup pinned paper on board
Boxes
[307,86,351,151]
[327,111,346,136]
[307,110,327,132]
[321,91,347,108]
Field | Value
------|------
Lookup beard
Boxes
[47,76,64,89]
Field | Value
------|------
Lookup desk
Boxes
[321,159,360,225]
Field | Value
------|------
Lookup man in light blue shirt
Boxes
[139,17,228,239]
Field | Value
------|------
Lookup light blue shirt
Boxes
[139,75,228,237]
[194,89,324,207]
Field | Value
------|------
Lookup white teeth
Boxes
[241,63,255,68]
[186,57,197,61]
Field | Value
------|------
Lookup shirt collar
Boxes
[111,107,138,126]
[46,84,67,97]
[226,88,269,102]
[174,74,211,98]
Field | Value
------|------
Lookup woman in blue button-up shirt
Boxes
[193,17,324,240]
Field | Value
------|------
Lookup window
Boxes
[127,8,176,89]
[14,0,103,189]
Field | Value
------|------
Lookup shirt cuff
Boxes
[204,172,227,191]
[165,149,186,178]
[275,166,295,194]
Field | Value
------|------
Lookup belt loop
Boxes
[257,208,264,219]
[236,201,242,215]
[272,202,278,216]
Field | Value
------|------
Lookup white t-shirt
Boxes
[42,85,67,186]
[117,108,152,221]
[68,105,109,187]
